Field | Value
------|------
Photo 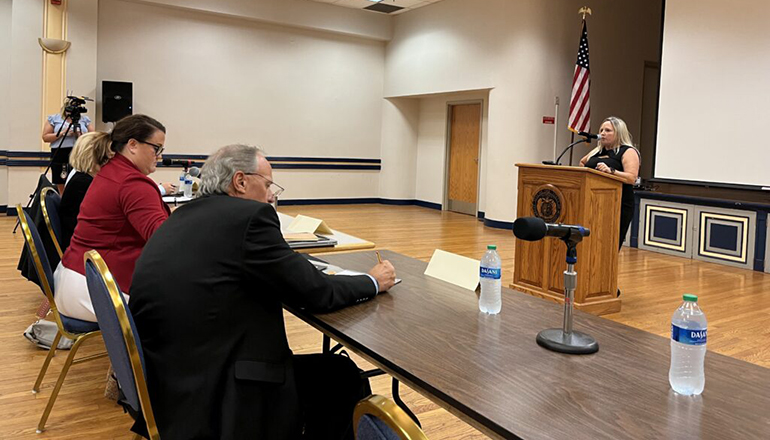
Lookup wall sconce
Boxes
[38,38,71,54]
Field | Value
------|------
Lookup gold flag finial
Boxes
[578,6,592,20]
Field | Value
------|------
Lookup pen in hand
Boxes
[376,251,383,264]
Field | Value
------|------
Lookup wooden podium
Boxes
[511,164,624,315]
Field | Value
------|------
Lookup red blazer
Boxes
[62,154,170,292]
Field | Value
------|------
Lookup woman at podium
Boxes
[579,116,640,252]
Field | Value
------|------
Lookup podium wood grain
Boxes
[293,250,770,440]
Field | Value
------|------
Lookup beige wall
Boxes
[3,0,43,208]
[0,0,11,153]
[7,0,43,152]
[378,97,419,201]
[67,0,99,119]
[96,0,386,199]
[386,0,662,223]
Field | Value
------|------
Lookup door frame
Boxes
[640,60,660,181]
[443,99,484,216]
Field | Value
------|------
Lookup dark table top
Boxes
[288,250,770,440]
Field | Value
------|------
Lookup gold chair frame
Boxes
[84,250,160,440]
[353,394,429,440]
[17,204,107,433]
[40,187,63,258]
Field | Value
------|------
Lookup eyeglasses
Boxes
[244,173,285,198]
[141,140,165,157]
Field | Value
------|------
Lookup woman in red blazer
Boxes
[54,114,171,322]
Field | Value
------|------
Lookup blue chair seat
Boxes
[60,314,99,334]
[357,415,401,440]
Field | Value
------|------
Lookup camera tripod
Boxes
[12,112,82,233]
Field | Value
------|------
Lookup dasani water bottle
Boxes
[669,294,707,395]
[177,171,186,195]
[479,245,502,314]
[183,174,193,198]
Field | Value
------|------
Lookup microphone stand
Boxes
[536,230,599,354]
[542,136,591,166]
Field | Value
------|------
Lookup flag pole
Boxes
[570,6,592,166]
[553,96,560,162]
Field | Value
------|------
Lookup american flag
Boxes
[568,21,590,133]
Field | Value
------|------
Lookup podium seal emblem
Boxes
[532,185,563,223]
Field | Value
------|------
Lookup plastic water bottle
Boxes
[669,294,707,395]
[177,171,186,195]
[183,174,193,198]
[479,245,502,314]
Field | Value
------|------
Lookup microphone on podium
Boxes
[542,131,600,165]
[577,131,600,140]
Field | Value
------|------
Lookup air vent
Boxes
[364,3,404,14]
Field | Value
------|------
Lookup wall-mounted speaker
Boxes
[102,81,133,123]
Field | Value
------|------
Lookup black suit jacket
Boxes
[128,195,376,439]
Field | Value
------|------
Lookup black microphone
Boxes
[513,217,590,241]
[162,158,192,168]
[578,131,600,140]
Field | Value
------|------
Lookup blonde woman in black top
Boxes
[579,116,640,250]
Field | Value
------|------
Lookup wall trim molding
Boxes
[278,198,441,211]
[483,218,514,230]
[0,151,383,171]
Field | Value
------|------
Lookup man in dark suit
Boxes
[128,144,396,439]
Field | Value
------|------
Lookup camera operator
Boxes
[42,97,95,193]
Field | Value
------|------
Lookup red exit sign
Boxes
[542,116,555,124]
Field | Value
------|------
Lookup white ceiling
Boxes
[306,0,447,15]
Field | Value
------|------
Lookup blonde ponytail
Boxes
[69,132,114,175]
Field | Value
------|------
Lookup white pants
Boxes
[53,262,130,323]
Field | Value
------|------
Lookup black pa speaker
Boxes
[102,81,133,123]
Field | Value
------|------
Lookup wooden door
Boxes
[447,103,481,216]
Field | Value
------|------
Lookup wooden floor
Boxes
[1,204,768,439]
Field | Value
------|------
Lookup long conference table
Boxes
[286,250,770,439]
[164,197,374,253]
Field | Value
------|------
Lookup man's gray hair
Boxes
[198,144,265,197]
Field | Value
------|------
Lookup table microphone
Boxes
[188,166,201,178]
[162,158,192,168]
[513,217,590,241]
[515,216,598,354]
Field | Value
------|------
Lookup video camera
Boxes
[64,95,90,121]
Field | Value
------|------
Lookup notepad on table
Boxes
[283,232,322,242]
[287,215,334,235]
